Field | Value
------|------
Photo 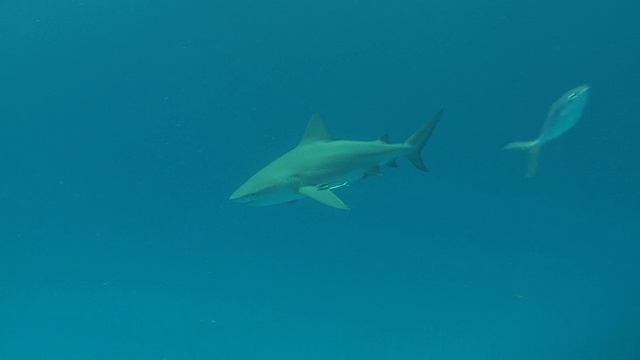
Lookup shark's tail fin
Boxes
[503,139,542,177]
[404,109,443,171]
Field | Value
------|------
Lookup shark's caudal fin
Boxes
[503,139,542,177]
[404,109,443,171]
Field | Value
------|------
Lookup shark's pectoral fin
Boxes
[299,186,350,210]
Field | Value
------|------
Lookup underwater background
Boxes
[1,0,639,358]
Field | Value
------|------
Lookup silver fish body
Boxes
[540,85,590,144]
[504,85,590,177]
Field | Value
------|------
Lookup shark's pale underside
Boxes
[230,110,443,210]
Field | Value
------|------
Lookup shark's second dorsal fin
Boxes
[299,113,332,146]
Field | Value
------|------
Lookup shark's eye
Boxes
[568,92,577,100]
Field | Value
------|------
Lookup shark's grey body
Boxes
[230,110,443,210]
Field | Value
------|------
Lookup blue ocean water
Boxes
[1,0,639,358]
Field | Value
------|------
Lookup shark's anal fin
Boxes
[298,186,350,210]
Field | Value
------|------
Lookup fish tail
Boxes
[503,140,539,150]
[503,140,542,177]
[524,146,541,177]
[404,109,443,171]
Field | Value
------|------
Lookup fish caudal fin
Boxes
[404,109,443,171]
[503,140,539,150]
[503,139,542,177]
[524,146,541,178]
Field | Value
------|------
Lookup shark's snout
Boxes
[229,189,255,204]
[229,192,244,202]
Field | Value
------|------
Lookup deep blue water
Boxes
[1,1,639,359]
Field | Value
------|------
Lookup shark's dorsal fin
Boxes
[298,186,350,210]
[299,113,332,146]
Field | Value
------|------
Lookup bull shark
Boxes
[229,110,443,210]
